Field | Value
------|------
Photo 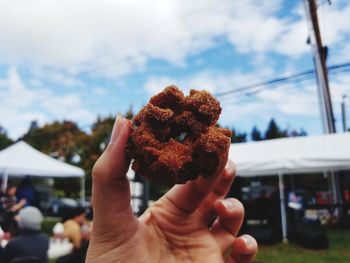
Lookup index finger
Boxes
[91,116,137,240]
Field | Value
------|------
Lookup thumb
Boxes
[91,115,137,242]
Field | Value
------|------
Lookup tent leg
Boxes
[80,176,85,205]
[1,170,8,193]
[278,173,288,243]
[329,171,341,205]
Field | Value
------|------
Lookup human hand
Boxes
[81,223,92,241]
[11,199,27,212]
[19,199,27,206]
[86,116,257,263]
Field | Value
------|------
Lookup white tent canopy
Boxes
[0,141,85,202]
[229,132,350,177]
[0,141,84,178]
[228,132,350,242]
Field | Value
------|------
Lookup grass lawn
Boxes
[255,228,350,263]
[49,228,350,263]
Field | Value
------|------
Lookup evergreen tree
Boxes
[264,118,287,140]
[288,128,307,137]
[29,120,39,131]
[231,128,247,143]
[0,126,13,150]
[125,105,134,120]
[251,126,262,141]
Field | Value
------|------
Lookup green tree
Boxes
[231,128,247,143]
[264,118,287,140]
[90,116,115,153]
[251,126,262,141]
[21,120,90,198]
[90,105,134,155]
[125,105,134,120]
[288,128,307,137]
[0,126,13,150]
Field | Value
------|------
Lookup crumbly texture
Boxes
[127,85,232,184]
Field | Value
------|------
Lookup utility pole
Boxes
[304,0,336,133]
[342,95,348,132]
[304,0,340,204]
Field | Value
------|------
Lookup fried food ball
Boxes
[127,85,232,184]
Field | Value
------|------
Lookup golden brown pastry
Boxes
[127,85,231,184]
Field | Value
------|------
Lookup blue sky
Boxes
[0,0,349,139]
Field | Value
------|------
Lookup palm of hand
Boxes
[139,201,224,263]
[96,201,225,263]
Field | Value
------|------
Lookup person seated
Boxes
[52,222,64,241]
[0,206,49,263]
[56,207,90,263]
[16,177,39,207]
[63,207,89,250]
[0,185,27,237]
[1,185,26,213]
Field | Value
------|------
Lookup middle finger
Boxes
[197,160,236,226]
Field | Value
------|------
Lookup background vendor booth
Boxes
[228,132,350,248]
[0,141,85,208]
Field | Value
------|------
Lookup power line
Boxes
[219,76,317,105]
[244,74,315,97]
[215,70,313,97]
[214,62,350,99]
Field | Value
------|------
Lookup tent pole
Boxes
[80,176,85,205]
[1,169,8,193]
[278,173,288,243]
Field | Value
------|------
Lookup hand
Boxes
[18,199,27,206]
[86,116,257,263]
[11,199,27,212]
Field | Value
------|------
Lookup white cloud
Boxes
[30,68,83,87]
[1,0,349,137]
[329,74,350,129]
[144,76,178,95]
[272,19,309,57]
[0,67,94,139]
[0,0,233,77]
[331,42,350,64]
[0,0,349,78]
[227,15,287,53]
[318,2,350,46]
[92,87,108,96]
[255,83,319,116]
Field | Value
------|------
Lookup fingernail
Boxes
[241,235,255,249]
[222,198,235,211]
[110,114,125,143]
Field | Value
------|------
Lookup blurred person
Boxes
[1,185,26,213]
[0,184,26,236]
[0,225,4,257]
[63,207,89,250]
[52,222,65,241]
[56,207,90,263]
[0,206,49,263]
[85,116,258,263]
[16,177,39,207]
